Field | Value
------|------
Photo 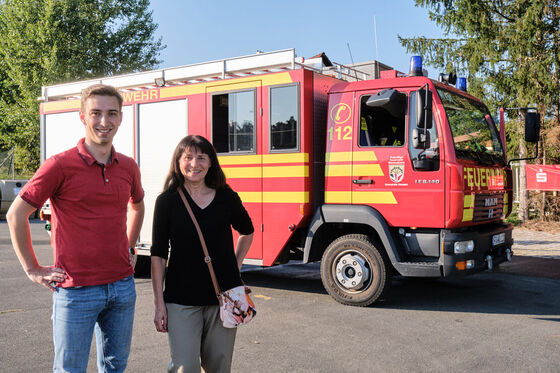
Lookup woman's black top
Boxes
[151,186,254,306]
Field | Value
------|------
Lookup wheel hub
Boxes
[335,253,370,290]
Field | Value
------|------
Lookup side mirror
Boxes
[412,128,431,149]
[525,112,540,143]
[415,86,432,129]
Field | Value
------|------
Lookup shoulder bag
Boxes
[178,188,256,328]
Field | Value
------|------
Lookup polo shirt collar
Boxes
[77,138,119,166]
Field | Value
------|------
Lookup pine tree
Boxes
[399,0,560,222]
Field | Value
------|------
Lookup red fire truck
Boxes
[39,49,538,306]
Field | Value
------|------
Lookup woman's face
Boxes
[180,147,211,184]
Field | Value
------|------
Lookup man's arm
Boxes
[6,196,66,291]
[127,200,145,249]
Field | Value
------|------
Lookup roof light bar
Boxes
[457,77,467,91]
[409,56,423,77]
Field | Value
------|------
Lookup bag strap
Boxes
[177,187,221,297]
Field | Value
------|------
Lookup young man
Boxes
[7,84,145,373]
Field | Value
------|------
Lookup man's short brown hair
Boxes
[81,84,123,112]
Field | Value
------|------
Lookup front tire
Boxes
[320,234,391,306]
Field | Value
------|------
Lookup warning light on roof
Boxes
[457,77,467,91]
[409,56,423,77]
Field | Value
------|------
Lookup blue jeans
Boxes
[52,275,136,373]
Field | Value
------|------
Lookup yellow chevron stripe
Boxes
[462,208,474,222]
[219,155,261,165]
[325,191,397,204]
[263,165,308,177]
[206,81,260,93]
[325,164,350,177]
[223,167,261,178]
[353,151,378,162]
[464,194,475,208]
[353,164,383,176]
[42,99,80,113]
[237,191,309,203]
[219,153,309,166]
[326,152,352,163]
[223,165,308,178]
[324,191,352,204]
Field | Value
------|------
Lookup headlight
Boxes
[454,240,474,254]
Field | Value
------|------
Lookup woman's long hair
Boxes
[162,135,227,192]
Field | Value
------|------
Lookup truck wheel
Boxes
[320,234,390,306]
[134,255,151,277]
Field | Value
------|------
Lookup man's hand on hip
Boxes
[27,265,67,292]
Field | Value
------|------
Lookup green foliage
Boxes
[505,203,520,225]
[399,1,560,222]
[399,0,559,121]
[0,0,165,172]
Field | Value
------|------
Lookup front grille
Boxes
[473,193,504,222]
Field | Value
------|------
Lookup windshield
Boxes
[436,87,505,165]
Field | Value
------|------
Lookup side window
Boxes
[359,93,406,147]
[408,91,440,170]
[212,90,255,153]
[270,84,299,151]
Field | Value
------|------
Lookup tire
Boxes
[320,234,391,306]
[134,255,151,278]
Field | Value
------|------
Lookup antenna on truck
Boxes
[346,42,359,80]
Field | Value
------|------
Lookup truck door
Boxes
[261,83,304,266]
[208,83,263,262]
[352,89,445,228]
[138,99,188,246]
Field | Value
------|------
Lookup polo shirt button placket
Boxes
[104,166,109,184]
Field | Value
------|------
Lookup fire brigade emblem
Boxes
[389,164,405,183]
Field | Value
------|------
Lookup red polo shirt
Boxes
[20,138,144,287]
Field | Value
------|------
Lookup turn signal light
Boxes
[456,261,466,270]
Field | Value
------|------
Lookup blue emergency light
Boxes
[457,77,467,91]
[409,56,423,77]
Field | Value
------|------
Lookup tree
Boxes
[0,0,165,172]
[398,0,560,222]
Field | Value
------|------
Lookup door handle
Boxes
[352,179,373,184]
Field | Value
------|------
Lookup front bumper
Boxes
[441,222,513,277]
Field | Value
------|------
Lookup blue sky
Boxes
[149,0,448,78]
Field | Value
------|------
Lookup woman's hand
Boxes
[151,256,168,332]
[235,233,254,270]
[154,301,168,333]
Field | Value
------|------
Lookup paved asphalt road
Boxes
[1,220,559,373]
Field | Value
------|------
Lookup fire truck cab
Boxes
[39,49,539,306]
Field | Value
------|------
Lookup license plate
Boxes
[492,233,505,246]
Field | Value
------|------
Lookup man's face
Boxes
[80,95,122,146]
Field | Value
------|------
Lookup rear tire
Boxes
[320,234,391,306]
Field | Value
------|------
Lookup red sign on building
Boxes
[526,165,560,191]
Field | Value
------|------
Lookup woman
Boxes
[151,135,254,373]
